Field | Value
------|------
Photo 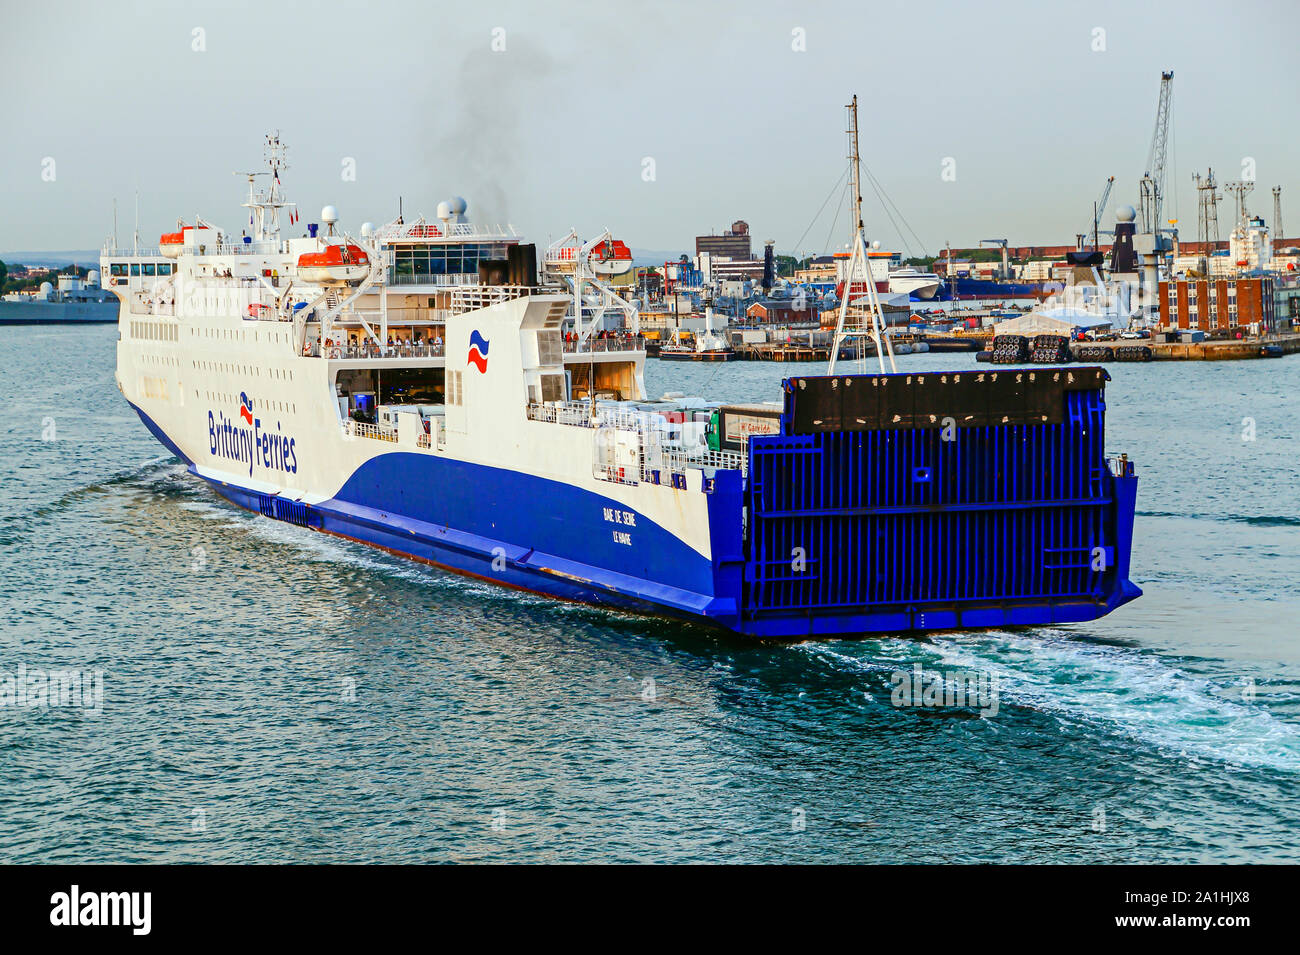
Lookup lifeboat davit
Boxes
[589,239,633,276]
[296,243,370,285]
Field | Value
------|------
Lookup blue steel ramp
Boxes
[738,368,1140,638]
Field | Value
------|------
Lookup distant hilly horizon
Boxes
[1,251,103,268]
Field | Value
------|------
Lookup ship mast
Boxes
[238,132,297,243]
[828,95,895,375]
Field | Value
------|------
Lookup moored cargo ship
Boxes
[943,275,1059,301]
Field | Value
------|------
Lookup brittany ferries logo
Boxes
[209,390,298,477]
[467,330,489,373]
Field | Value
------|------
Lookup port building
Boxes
[1158,276,1278,334]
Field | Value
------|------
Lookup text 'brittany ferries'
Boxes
[208,392,297,476]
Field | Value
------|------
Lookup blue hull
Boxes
[938,277,1061,301]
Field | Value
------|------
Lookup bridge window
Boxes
[391,242,510,280]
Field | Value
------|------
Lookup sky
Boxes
[1,0,1297,259]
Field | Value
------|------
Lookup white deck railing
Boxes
[526,401,746,486]
[564,335,645,354]
[339,401,743,488]
[322,342,445,360]
[342,420,398,443]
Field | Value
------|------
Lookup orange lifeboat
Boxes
[159,225,212,258]
[589,238,633,276]
[159,231,185,258]
[296,243,370,285]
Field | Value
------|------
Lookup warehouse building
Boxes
[1158,276,1277,334]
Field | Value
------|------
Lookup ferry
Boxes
[105,135,1141,638]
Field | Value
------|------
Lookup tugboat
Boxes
[659,308,734,361]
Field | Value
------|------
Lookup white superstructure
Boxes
[102,136,771,629]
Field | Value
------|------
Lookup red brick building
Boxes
[746,300,818,324]
[1158,277,1277,333]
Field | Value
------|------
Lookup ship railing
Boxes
[245,307,290,323]
[374,221,518,243]
[450,285,554,314]
[342,419,398,443]
[563,335,645,354]
[653,447,747,479]
[326,342,445,360]
[200,276,283,289]
[525,402,641,429]
[389,272,481,287]
[525,401,746,485]
[100,244,164,258]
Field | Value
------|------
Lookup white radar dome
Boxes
[448,196,468,215]
[39,282,54,295]
[872,240,881,250]
[86,269,100,285]
[436,201,452,220]
[320,205,339,225]
[1116,205,1137,223]
[360,222,376,238]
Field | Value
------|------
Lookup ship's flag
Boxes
[467,330,490,373]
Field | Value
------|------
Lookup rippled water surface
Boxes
[1,324,1297,863]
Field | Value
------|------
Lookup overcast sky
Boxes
[2,0,1297,258]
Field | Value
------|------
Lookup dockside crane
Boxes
[979,239,1010,279]
[1078,176,1116,248]
[1134,71,1175,324]
[1138,71,1174,237]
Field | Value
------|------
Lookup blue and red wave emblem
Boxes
[467,330,490,373]
[238,391,254,425]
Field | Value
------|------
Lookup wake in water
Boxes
[1,454,179,537]
[803,633,1300,773]
[24,449,1300,776]
[172,477,651,628]
[1137,509,1300,528]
